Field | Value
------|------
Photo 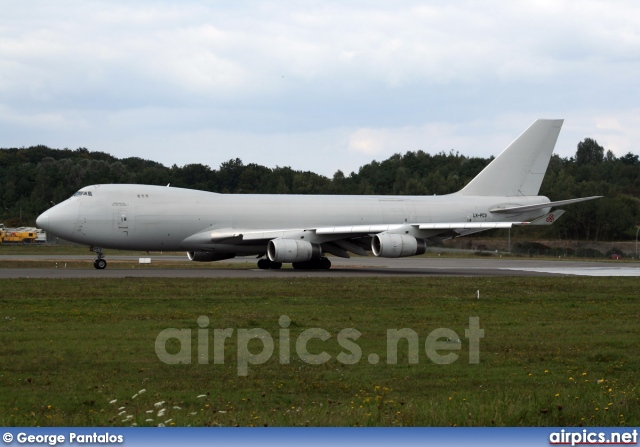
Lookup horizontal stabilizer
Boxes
[528,210,565,225]
[490,196,602,214]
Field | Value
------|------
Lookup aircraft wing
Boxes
[318,210,564,234]
[184,222,514,246]
[181,211,563,254]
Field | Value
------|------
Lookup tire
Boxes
[95,259,107,270]
[293,259,331,270]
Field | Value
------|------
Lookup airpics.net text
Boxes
[155,316,484,376]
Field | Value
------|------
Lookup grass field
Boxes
[0,277,638,427]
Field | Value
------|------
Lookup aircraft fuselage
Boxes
[38,183,549,253]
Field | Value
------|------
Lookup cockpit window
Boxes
[72,191,93,197]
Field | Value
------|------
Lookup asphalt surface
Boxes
[1,255,639,278]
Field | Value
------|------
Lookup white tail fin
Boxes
[459,119,563,197]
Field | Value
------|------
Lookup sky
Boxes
[1,0,639,176]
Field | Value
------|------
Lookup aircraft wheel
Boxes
[293,258,331,270]
[320,258,332,269]
[258,259,282,269]
[94,259,107,270]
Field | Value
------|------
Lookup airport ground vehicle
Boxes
[0,226,43,244]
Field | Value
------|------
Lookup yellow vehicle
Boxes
[0,229,38,244]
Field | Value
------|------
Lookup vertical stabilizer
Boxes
[459,119,563,196]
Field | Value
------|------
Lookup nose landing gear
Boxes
[91,246,107,269]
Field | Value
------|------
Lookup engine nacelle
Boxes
[371,234,427,258]
[267,238,321,263]
[187,251,236,262]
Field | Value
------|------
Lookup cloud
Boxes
[0,0,638,175]
[0,105,88,132]
[585,110,640,156]
[347,124,469,157]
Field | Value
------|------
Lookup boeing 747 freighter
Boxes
[36,119,600,269]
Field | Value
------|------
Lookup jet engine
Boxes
[187,251,236,262]
[371,234,427,258]
[267,238,321,263]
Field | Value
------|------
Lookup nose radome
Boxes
[36,211,49,231]
[37,200,80,240]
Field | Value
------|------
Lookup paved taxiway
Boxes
[1,255,639,278]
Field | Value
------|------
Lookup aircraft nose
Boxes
[36,211,49,231]
[37,200,79,240]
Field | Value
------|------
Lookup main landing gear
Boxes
[293,257,332,270]
[257,259,282,270]
[91,246,107,270]
[257,257,332,270]
[258,257,331,270]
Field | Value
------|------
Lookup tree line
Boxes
[0,138,638,241]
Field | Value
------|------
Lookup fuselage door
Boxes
[118,210,128,228]
[115,209,129,235]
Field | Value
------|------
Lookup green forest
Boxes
[1,138,638,241]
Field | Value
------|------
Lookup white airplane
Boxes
[36,119,600,270]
